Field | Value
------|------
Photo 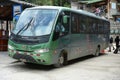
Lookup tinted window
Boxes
[71,13,79,33]
[79,15,87,33]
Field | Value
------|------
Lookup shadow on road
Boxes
[66,53,107,66]
[9,61,55,71]
[8,54,106,71]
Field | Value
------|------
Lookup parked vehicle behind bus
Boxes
[8,6,110,67]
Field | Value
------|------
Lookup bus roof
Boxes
[27,6,109,22]
[27,6,69,10]
[73,9,109,22]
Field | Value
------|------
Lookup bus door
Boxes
[53,11,70,55]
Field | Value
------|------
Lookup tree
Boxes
[21,0,70,7]
[53,0,70,7]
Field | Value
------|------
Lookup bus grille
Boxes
[13,54,37,63]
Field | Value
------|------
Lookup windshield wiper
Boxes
[16,17,34,35]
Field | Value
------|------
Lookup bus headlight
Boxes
[35,49,49,53]
[8,45,14,50]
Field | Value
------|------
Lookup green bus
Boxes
[8,6,110,67]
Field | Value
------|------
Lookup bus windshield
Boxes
[12,9,58,36]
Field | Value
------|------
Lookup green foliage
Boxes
[21,0,70,7]
[53,0,70,7]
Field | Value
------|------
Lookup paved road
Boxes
[0,50,120,80]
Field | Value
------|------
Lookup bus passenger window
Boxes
[79,16,87,33]
[92,23,96,32]
[71,13,78,33]
[80,23,86,32]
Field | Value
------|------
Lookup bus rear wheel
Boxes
[54,53,66,68]
[94,46,100,57]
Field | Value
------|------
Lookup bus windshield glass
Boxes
[12,9,58,36]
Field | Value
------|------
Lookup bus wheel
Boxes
[94,46,100,57]
[54,53,65,68]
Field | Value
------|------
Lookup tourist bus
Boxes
[8,6,110,67]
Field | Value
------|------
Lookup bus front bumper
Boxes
[8,49,53,65]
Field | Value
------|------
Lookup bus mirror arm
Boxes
[52,31,60,41]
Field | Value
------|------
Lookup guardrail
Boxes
[110,22,120,28]
[110,21,120,34]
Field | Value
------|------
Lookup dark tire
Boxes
[94,46,100,57]
[54,53,66,68]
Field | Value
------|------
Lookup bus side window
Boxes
[53,21,61,41]
[92,22,96,33]
[55,11,70,35]
[53,15,65,41]
[95,20,99,33]
[62,11,70,35]
[98,20,103,34]
[71,13,79,33]
[79,15,87,33]
[55,22,64,32]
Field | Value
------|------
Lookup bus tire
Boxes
[94,45,100,57]
[54,53,66,68]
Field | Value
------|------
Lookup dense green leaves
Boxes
[21,0,70,7]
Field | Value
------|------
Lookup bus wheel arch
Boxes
[62,50,68,65]
[94,45,101,57]
[54,50,68,68]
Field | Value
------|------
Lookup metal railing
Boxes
[110,21,120,34]
[110,21,120,28]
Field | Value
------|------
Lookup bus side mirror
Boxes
[63,15,68,24]
[52,31,60,41]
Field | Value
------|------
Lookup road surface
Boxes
[0,50,120,80]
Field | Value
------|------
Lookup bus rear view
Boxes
[8,7,60,66]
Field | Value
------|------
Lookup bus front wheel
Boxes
[54,53,66,68]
